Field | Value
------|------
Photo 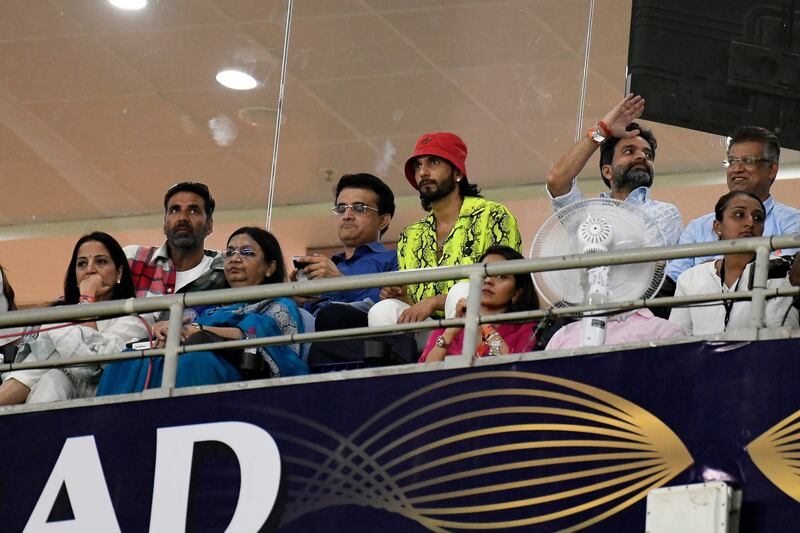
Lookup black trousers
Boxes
[307,303,418,366]
[307,303,370,365]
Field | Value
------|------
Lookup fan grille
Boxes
[529,198,666,307]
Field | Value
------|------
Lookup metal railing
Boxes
[0,234,798,392]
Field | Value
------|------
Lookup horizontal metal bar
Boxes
[0,235,797,328]
[3,283,797,374]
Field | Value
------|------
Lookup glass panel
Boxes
[273,0,593,252]
[274,0,800,260]
[584,0,800,229]
[0,0,286,303]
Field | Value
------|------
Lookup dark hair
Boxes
[714,191,766,222]
[1,265,16,311]
[420,161,482,211]
[599,122,657,188]
[479,245,539,313]
[63,232,136,305]
[163,182,215,218]
[335,173,396,236]
[728,126,780,162]
[227,227,286,284]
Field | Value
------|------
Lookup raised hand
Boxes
[601,94,645,138]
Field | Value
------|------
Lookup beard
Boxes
[165,222,207,250]
[612,161,653,191]
[418,173,457,204]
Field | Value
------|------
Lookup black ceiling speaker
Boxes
[627,0,800,149]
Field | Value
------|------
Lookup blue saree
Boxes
[97,297,308,395]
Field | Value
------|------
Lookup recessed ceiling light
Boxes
[109,0,147,10]
[216,70,258,91]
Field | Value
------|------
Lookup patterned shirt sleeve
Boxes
[486,203,522,252]
[656,202,684,246]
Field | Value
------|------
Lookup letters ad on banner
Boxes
[2,338,800,531]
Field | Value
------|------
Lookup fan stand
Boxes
[581,266,610,347]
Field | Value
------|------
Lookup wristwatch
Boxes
[435,335,450,348]
[588,124,606,145]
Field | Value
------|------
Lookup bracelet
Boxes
[597,120,612,138]
[192,323,204,333]
[480,325,498,338]
[78,295,96,304]
[435,335,451,348]
[481,325,503,356]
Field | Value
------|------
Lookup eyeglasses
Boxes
[331,203,379,215]
[223,247,260,259]
[723,156,773,168]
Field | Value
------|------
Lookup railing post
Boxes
[161,302,184,390]
[459,272,486,366]
[749,245,770,330]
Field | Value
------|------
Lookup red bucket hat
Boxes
[404,132,468,189]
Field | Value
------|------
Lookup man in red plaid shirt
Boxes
[125,182,225,301]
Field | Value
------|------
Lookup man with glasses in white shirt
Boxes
[667,126,800,281]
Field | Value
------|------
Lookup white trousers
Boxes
[26,369,76,404]
[368,282,470,327]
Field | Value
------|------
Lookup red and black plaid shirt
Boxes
[125,244,176,298]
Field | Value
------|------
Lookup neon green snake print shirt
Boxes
[397,196,522,306]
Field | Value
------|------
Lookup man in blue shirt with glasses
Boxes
[291,173,398,364]
[667,126,800,281]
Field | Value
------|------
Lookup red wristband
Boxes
[597,120,612,138]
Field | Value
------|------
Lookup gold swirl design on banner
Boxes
[747,408,800,503]
[275,371,693,531]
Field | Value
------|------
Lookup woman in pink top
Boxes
[420,246,540,362]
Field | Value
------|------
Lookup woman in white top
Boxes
[0,232,148,405]
[670,191,798,335]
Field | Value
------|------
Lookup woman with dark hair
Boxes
[0,265,21,361]
[0,232,147,405]
[669,191,798,334]
[420,245,540,362]
[0,265,16,311]
[98,227,307,394]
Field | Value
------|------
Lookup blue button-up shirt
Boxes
[548,181,683,245]
[666,195,800,281]
[303,241,398,314]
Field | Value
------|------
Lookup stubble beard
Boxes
[166,223,207,251]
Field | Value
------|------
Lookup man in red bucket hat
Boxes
[369,132,522,327]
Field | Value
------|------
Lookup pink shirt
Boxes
[420,322,538,362]
[545,309,684,351]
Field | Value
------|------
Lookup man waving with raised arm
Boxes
[546,94,682,245]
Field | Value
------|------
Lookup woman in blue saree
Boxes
[98,227,307,394]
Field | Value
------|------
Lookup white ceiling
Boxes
[1,0,799,245]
